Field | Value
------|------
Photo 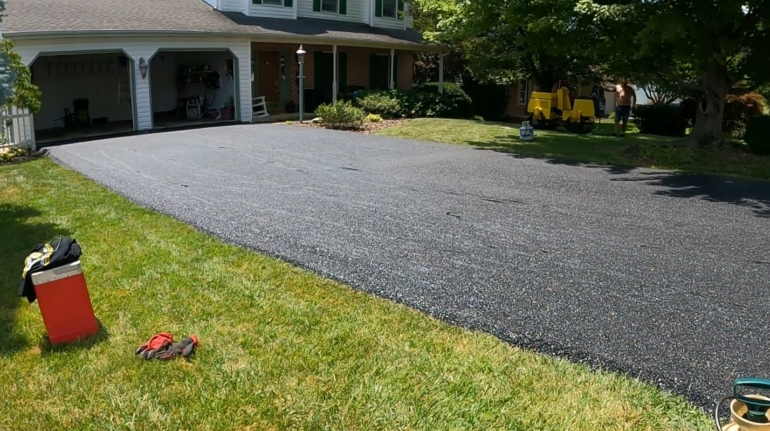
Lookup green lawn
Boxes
[377,118,770,180]
[0,158,712,430]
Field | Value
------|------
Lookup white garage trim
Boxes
[147,48,243,129]
[24,49,138,132]
[14,36,253,133]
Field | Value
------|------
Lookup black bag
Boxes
[18,236,82,303]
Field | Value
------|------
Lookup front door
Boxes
[314,52,334,105]
[257,51,280,103]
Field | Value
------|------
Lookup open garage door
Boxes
[150,50,237,129]
[31,52,134,143]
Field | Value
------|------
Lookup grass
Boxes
[377,118,770,180]
[0,158,713,430]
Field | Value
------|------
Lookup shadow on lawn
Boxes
[467,129,770,218]
[0,204,71,355]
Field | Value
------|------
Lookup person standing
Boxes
[603,79,637,137]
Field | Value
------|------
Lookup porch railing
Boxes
[0,106,35,151]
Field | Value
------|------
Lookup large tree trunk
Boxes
[689,64,730,146]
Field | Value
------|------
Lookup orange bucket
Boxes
[31,261,99,345]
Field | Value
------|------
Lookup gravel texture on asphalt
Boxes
[46,124,770,409]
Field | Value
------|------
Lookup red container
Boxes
[31,261,99,345]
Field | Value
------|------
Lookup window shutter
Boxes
[313,0,320,12]
[374,0,383,17]
[397,0,404,20]
[252,0,262,4]
[392,55,398,89]
[314,51,324,92]
[339,0,347,14]
[338,53,347,94]
[284,0,292,6]
[369,54,377,89]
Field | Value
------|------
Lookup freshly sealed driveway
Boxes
[47,124,770,407]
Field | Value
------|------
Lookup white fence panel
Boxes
[0,107,35,150]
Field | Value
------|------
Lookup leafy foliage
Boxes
[462,79,510,121]
[365,113,383,123]
[723,93,767,137]
[745,116,770,156]
[350,86,471,119]
[0,5,42,112]
[351,92,402,119]
[314,101,365,130]
[414,82,472,118]
[632,104,689,137]
[419,0,601,90]
[577,0,770,144]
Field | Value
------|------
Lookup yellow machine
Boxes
[526,87,596,134]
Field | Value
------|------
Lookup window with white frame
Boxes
[518,79,529,104]
[382,0,398,18]
[322,0,337,12]
[263,0,282,4]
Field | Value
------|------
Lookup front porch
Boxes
[250,42,426,116]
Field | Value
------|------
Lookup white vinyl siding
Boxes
[298,0,366,23]
[15,36,253,132]
[371,16,404,29]
[219,0,245,12]
[249,1,295,18]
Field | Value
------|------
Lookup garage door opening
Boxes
[31,52,135,143]
[150,50,237,129]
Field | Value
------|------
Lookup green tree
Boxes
[0,0,42,113]
[419,0,601,91]
[577,0,770,145]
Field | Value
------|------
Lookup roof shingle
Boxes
[2,0,426,47]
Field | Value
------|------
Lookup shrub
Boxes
[366,113,382,123]
[723,92,767,137]
[473,115,485,122]
[352,91,401,118]
[463,79,509,121]
[632,104,689,136]
[745,115,770,155]
[414,82,473,118]
[314,101,365,130]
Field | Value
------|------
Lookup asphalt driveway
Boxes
[47,124,770,408]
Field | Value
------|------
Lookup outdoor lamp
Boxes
[297,45,306,123]
[139,57,149,79]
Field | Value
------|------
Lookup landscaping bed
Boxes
[291,118,411,134]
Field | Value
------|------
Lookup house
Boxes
[2,0,441,145]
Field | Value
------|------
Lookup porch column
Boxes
[333,45,338,103]
[439,51,444,94]
[390,49,395,90]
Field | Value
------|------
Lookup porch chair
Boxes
[253,96,270,119]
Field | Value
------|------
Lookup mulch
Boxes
[290,119,411,134]
[0,148,43,165]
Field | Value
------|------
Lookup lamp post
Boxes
[296,45,306,123]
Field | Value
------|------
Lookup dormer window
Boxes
[322,0,337,12]
[313,0,346,14]
[374,0,402,20]
[382,0,397,18]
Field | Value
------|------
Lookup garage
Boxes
[30,52,135,143]
[150,50,238,129]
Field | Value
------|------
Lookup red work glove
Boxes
[158,335,199,360]
[135,332,174,360]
